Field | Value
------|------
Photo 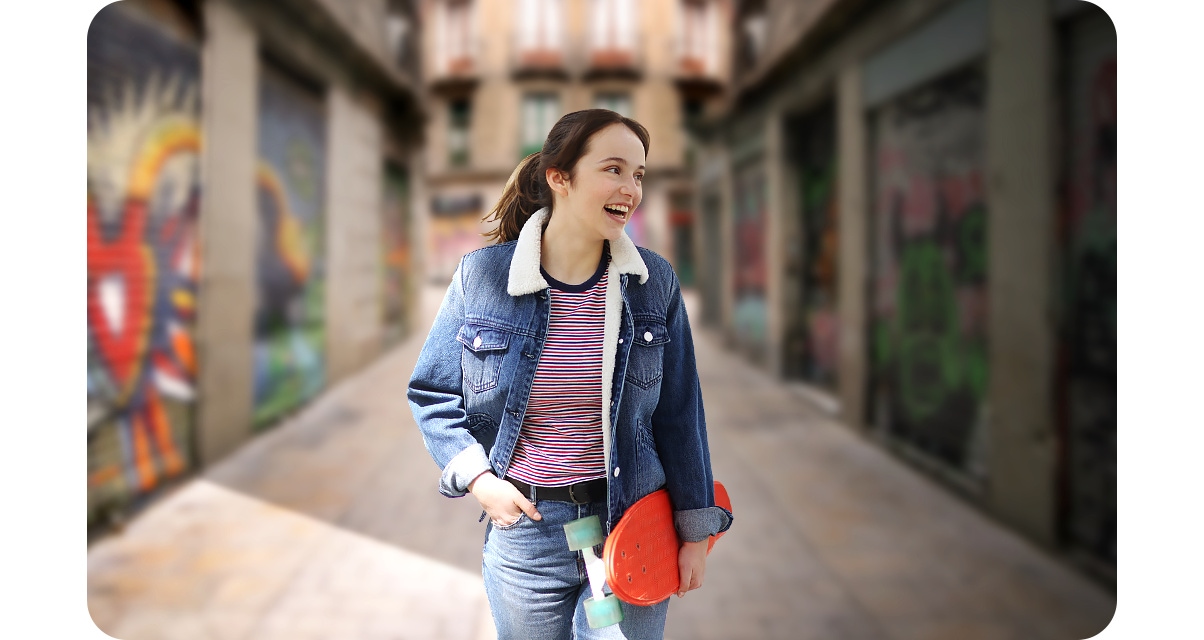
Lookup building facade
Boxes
[697,0,1116,583]
[86,0,426,532]
[419,0,732,283]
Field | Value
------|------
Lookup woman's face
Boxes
[554,123,646,243]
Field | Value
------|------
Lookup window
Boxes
[441,0,473,74]
[741,14,768,66]
[521,93,560,157]
[680,0,711,72]
[386,10,411,68]
[520,0,563,52]
[591,0,635,51]
[683,97,703,119]
[594,92,632,117]
[448,99,471,167]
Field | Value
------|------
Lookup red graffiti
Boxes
[87,198,155,402]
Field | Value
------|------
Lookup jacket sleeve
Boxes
[407,260,493,497]
[651,276,734,542]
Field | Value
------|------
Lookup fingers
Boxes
[677,566,699,598]
[500,481,541,521]
[676,548,706,597]
[515,495,542,521]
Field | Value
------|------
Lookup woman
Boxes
[408,109,732,640]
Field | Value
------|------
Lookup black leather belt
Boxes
[506,477,607,504]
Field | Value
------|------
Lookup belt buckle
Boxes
[568,483,585,504]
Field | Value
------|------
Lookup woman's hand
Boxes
[676,539,709,597]
[468,472,542,526]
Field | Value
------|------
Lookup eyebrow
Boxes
[597,157,646,170]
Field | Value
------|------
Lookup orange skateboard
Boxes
[563,481,732,628]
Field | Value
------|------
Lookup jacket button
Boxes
[644,331,653,343]
[613,467,620,478]
[618,338,624,344]
[473,336,483,348]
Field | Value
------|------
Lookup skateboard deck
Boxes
[603,481,732,605]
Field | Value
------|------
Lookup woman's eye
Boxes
[634,173,644,182]
[608,167,621,174]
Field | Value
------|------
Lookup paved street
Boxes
[87,284,1116,640]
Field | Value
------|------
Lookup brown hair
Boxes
[482,109,651,244]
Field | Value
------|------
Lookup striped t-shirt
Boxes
[505,252,609,487]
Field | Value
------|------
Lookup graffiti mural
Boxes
[87,1,200,524]
[1057,8,1116,566]
[253,64,327,427]
[787,104,839,388]
[868,64,988,473]
[669,195,696,288]
[733,161,768,359]
[699,191,723,325]
[429,192,485,283]
[381,162,412,346]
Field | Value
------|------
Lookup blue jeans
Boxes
[482,498,670,640]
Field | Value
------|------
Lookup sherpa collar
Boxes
[506,206,649,296]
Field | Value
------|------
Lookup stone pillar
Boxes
[196,0,258,466]
[836,64,869,431]
[717,147,736,344]
[764,109,786,377]
[985,0,1057,545]
[325,86,384,384]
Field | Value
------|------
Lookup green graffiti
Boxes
[958,205,987,282]
[962,344,988,399]
[884,237,989,425]
[873,321,892,368]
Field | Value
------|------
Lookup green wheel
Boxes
[564,515,604,551]
[584,594,624,629]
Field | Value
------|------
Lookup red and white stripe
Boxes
[507,270,609,487]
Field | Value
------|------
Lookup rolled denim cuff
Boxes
[674,506,734,543]
[439,443,493,498]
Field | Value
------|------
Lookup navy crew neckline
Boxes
[540,243,611,293]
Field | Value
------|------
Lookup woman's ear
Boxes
[545,167,570,197]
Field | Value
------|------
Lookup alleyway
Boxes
[87,284,1116,640]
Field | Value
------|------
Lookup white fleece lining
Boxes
[601,264,622,473]
[505,206,649,476]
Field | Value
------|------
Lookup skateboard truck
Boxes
[563,515,624,629]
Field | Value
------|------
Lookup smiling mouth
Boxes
[604,204,630,222]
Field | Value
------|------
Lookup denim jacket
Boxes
[408,207,733,542]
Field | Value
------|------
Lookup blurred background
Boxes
[87,0,1115,637]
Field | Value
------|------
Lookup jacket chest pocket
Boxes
[458,323,510,393]
[624,319,669,389]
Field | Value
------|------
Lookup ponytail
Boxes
[482,152,549,244]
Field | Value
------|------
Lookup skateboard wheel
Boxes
[564,515,604,551]
[584,594,624,628]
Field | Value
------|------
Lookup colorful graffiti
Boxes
[1058,8,1116,565]
[381,163,412,346]
[429,210,484,283]
[253,64,327,427]
[669,211,696,287]
[733,162,768,357]
[699,192,723,325]
[869,64,988,471]
[790,104,840,388]
[87,1,200,522]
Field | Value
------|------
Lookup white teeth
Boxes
[605,204,629,214]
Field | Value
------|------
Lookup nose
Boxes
[619,175,638,197]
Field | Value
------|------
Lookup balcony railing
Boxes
[430,37,481,93]
[671,36,724,96]
[511,31,570,79]
[583,31,644,80]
